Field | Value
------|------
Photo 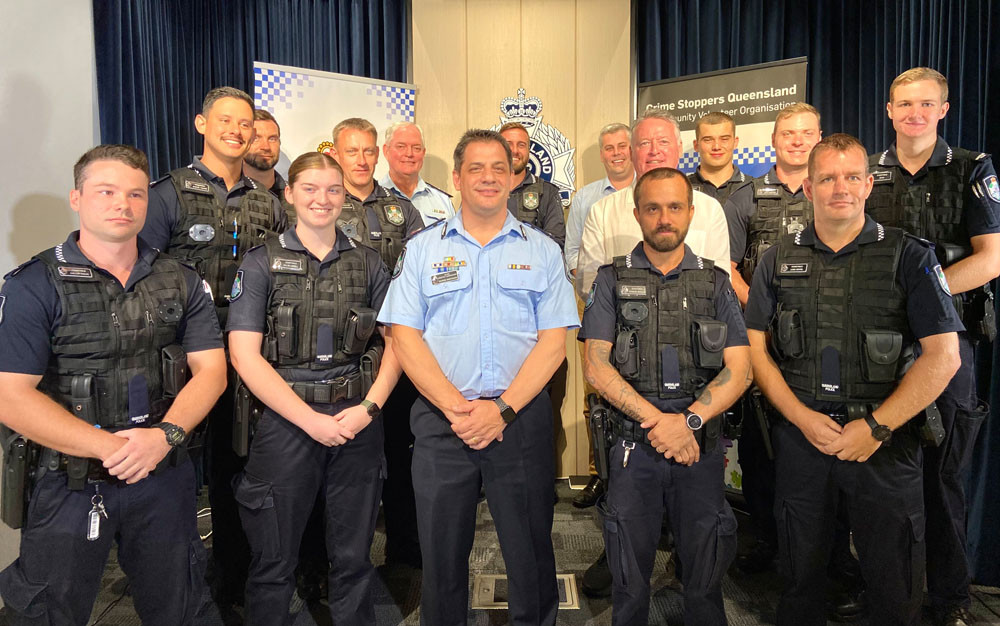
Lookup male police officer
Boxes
[581,167,750,625]
[746,134,962,626]
[866,67,1000,626]
[379,121,455,226]
[566,122,635,508]
[500,121,567,247]
[332,117,426,568]
[688,112,748,205]
[140,86,286,615]
[243,109,293,225]
[378,129,579,625]
[0,145,227,625]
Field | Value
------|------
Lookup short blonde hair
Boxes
[889,67,948,103]
[774,102,821,127]
[332,117,378,146]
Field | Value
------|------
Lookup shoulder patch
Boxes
[983,174,999,202]
[228,271,242,301]
[932,264,952,296]
[0,294,5,325]
[584,281,596,310]
[391,247,406,280]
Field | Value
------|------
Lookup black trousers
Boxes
[736,393,777,550]
[381,374,421,564]
[0,462,205,626]
[411,392,558,626]
[924,332,987,611]
[236,403,385,626]
[773,421,925,626]
[600,440,736,626]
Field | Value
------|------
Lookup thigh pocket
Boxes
[904,510,926,599]
[598,499,632,589]
[942,402,988,476]
[707,505,739,587]
[0,563,49,621]
[233,473,280,561]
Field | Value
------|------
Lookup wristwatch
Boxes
[493,397,518,424]
[684,411,704,431]
[864,412,892,443]
[154,422,186,447]
[360,399,381,418]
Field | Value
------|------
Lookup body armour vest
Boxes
[337,190,407,271]
[34,246,189,429]
[263,235,371,378]
[280,196,296,229]
[742,178,813,282]
[167,167,279,309]
[514,180,545,227]
[613,254,724,398]
[770,225,912,403]
[866,148,977,265]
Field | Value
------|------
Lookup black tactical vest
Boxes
[770,225,912,403]
[742,177,813,282]
[688,170,747,206]
[337,188,407,270]
[866,147,977,265]
[166,167,279,311]
[613,254,724,398]
[279,195,296,228]
[34,246,189,429]
[513,180,545,227]
[263,234,371,377]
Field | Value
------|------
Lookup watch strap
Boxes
[494,397,518,424]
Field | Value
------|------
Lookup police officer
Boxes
[688,112,748,205]
[330,116,426,568]
[379,121,455,226]
[243,109,294,226]
[866,67,1000,626]
[500,121,567,248]
[746,134,963,626]
[228,152,402,625]
[0,145,227,625]
[581,167,749,625]
[140,86,286,615]
[378,129,579,626]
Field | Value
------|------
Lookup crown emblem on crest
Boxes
[501,89,542,119]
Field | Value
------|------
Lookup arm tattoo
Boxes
[696,367,732,407]
[586,340,648,422]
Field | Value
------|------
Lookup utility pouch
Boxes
[748,390,774,460]
[66,375,94,490]
[860,330,903,383]
[939,242,971,266]
[360,343,384,398]
[1,427,29,529]
[963,284,997,343]
[161,345,188,398]
[917,402,946,447]
[700,414,721,453]
[722,409,742,440]
[771,308,804,359]
[587,394,612,481]
[274,304,297,358]
[343,307,378,355]
[614,329,640,379]
[692,319,727,369]
[232,377,262,457]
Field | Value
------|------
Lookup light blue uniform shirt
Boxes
[378,210,579,399]
[379,174,455,226]
[564,173,634,270]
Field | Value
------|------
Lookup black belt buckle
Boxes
[827,412,849,427]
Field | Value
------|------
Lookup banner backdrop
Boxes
[637,58,808,179]
[253,62,417,180]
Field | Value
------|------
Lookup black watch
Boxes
[494,397,518,424]
[360,399,381,418]
[154,422,186,447]
[685,411,704,431]
[864,412,892,443]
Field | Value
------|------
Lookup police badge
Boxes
[522,192,539,210]
[384,204,405,226]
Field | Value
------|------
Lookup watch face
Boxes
[873,425,892,442]
[686,413,703,430]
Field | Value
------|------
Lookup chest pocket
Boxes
[496,268,544,333]
[421,268,473,336]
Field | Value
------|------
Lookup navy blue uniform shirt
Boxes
[0,232,223,375]
[226,227,390,383]
[508,172,567,249]
[141,156,286,252]
[580,242,749,414]
[744,217,964,411]
[688,165,749,206]
[723,166,808,264]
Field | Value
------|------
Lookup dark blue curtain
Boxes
[93,0,408,178]
[638,0,1000,585]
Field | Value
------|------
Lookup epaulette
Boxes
[3,258,41,281]
[405,217,446,240]
[245,243,267,255]
[523,221,557,242]
[150,173,171,187]
[902,232,934,248]
[976,152,991,161]
[425,181,453,198]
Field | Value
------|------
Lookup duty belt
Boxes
[289,373,362,404]
[608,413,655,448]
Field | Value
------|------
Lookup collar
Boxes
[792,216,883,252]
[379,174,431,200]
[277,226,357,262]
[624,242,703,277]
[191,156,259,192]
[511,171,537,192]
[878,136,952,170]
[54,231,157,266]
[346,182,391,205]
[693,165,746,187]
[271,171,287,194]
[444,210,527,242]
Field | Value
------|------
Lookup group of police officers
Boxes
[0,66,995,626]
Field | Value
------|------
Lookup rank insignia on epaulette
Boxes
[523,192,539,210]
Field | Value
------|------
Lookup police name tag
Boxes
[57,266,94,279]
[271,258,305,273]
[755,186,781,199]
[431,270,459,285]
[618,285,647,298]
[872,170,893,184]
[183,179,212,194]
[778,262,810,276]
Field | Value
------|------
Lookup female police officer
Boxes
[226,152,401,625]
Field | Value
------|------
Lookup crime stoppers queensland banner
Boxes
[637,58,808,179]
[253,62,417,180]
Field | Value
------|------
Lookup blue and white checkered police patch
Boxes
[932,264,951,296]
[0,295,5,325]
[229,271,243,302]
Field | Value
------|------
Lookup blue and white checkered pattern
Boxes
[366,84,415,122]
[678,146,777,174]
[254,67,315,112]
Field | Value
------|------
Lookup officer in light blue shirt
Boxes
[378,129,578,626]
[565,123,635,273]
[379,121,455,226]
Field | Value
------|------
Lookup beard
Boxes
[644,224,688,253]
[244,152,277,171]
[512,160,527,175]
